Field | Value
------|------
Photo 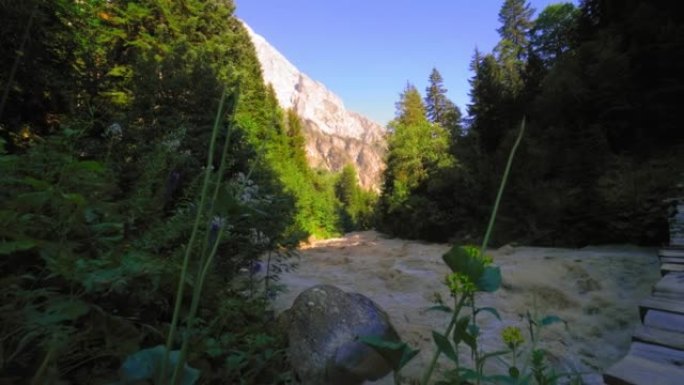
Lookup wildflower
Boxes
[208,216,226,246]
[501,326,524,350]
[463,245,493,266]
[446,272,476,295]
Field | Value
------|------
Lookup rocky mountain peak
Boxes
[243,22,386,190]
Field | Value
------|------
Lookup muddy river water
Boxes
[268,231,660,384]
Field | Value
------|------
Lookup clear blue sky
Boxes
[236,1,575,125]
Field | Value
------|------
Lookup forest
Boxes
[379,0,684,245]
[0,0,682,384]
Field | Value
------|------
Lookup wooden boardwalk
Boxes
[603,246,684,385]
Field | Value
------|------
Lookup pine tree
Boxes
[494,0,534,94]
[392,83,427,128]
[467,52,506,152]
[425,68,448,124]
[496,0,535,60]
[380,83,454,236]
[425,68,463,138]
[530,3,579,66]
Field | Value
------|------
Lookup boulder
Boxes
[279,285,401,385]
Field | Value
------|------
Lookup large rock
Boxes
[243,22,387,191]
[278,285,401,385]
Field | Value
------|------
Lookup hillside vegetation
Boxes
[379,0,684,246]
[0,0,371,383]
[1,0,683,384]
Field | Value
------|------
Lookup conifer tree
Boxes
[530,3,579,66]
[425,68,463,139]
[494,0,534,94]
[392,83,427,128]
[496,0,535,60]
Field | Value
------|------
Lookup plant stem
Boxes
[421,294,468,385]
[478,117,526,257]
[31,342,55,385]
[159,88,227,384]
[171,227,225,385]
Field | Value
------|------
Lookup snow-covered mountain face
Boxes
[243,22,386,190]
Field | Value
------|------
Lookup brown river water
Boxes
[267,231,660,384]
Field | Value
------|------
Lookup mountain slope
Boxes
[243,22,386,190]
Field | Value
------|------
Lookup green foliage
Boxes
[406,119,580,385]
[0,1,308,383]
[529,3,579,65]
[379,0,684,246]
[380,82,455,239]
[335,164,377,231]
[425,68,463,139]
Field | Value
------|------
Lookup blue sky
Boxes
[236,1,575,125]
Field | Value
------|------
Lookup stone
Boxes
[243,22,386,191]
[278,285,401,385]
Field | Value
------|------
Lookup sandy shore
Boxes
[269,231,660,384]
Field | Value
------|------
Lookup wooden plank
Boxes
[661,263,684,275]
[581,373,607,385]
[603,354,684,385]
[643,310,684,333]
[640,296,684,320]
[659,248,684,258]
[633,324,684,351]
[659,256,684,264]
[630,342,684,366]
[652,272,684,299]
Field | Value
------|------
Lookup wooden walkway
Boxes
[603,246,684,385]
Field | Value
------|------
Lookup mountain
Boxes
[243,22,386,190]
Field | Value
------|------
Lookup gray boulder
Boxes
[278,285,401,385]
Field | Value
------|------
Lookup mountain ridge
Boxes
[242,22,386,190]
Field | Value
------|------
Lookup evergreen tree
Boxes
[425,68,448,124]
[495,0,534,94]
[392,83,426,128]
[425,68,463,138]
[467,52,506,152]
[529,3,579,66]
[380,83,454,237]
[496,0,535,60]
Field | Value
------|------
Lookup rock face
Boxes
[278,285,401,385]
[243,22,386,190]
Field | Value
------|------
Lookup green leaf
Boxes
[358,335,405,351]
[73,160,105,173]
[467,324,480,338]
[398,346,419,370]
[476,266,501,292]
[34,298,90,326]
[226,352,247,371]
[475,306,501,320]
[432,331,458,362]
[19,177,50,189]
[540,315,565,327]
[509,366,520,378]
[481,349,509,361]
[0,240,37,255]
[18,190,53,207]
[360,335,418,370]
[453,316,473,347]
[425,304,453,313]
[62,193,86,206]
[442,245,485,282]
[107,65,132,78]
[459,368,480,381]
